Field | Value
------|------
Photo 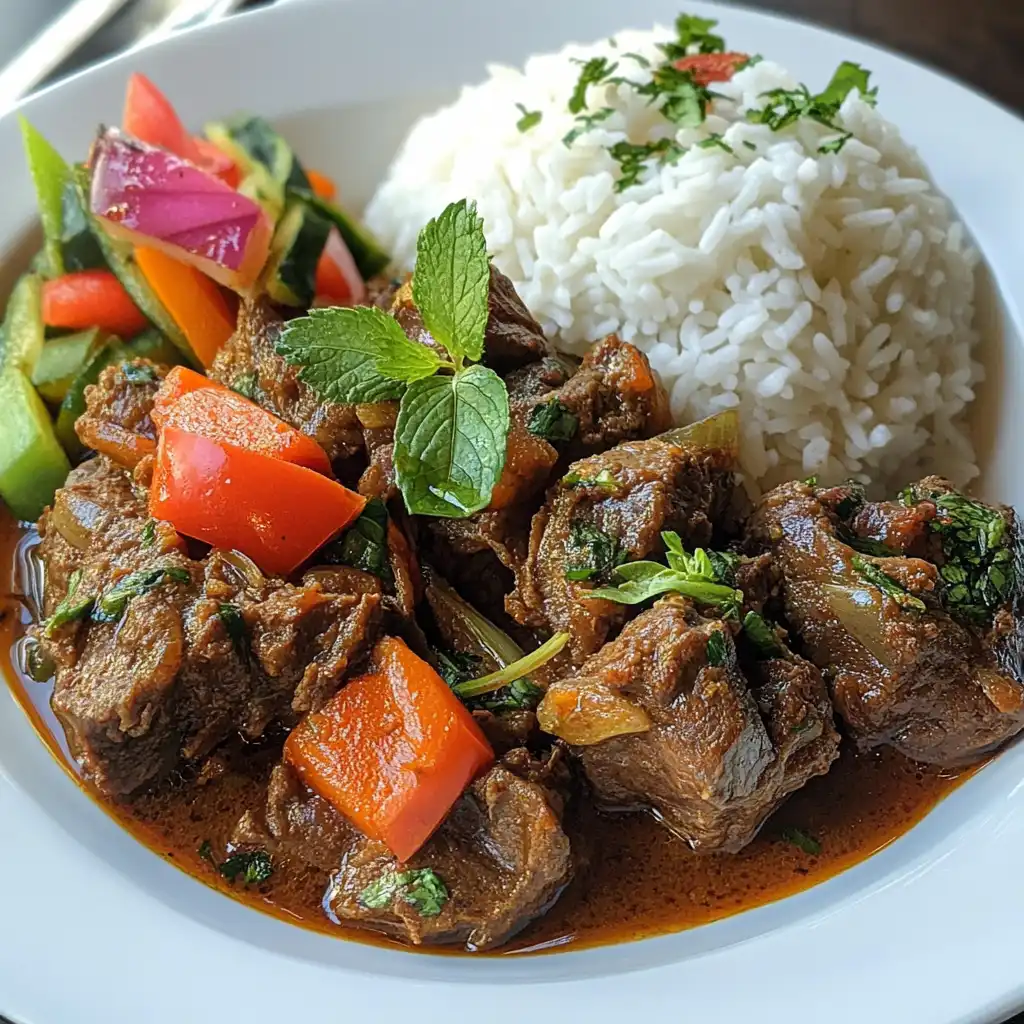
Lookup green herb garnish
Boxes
[586,532,743,611]
[852,556,925,613]
[609,138,685,191]
[706,548,741,587]
[218,603,250,667]
[434,648,483,688]
[198,839,215,864]
[471,677,544,712]
[697,133,734,154]
[705,629,727,666]
[140,519,156,548]
[218,849,273,885]
[278,200,509,519]
[359,868,449,917]
[563,107,615,147]
[780,827,821,856]
[232,372,258,400]
[749,61,876,153]
[515,103,543,132]
[92,566,191,624]
[742,610,783,658]
[637,64,714,128]
[916,489,1016,625]
[43,569,94,637]
[568,57,620,114]
[322,498,392,580]
[562,467,618,491]
[121,362,158,385]
[565,521,627,582]
[528,398,579,442]
[658,13,726,59]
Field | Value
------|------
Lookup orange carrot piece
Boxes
[284,636,493,861]
[152,366,331,474]
[134,247,236,367]
[306,168,337,201]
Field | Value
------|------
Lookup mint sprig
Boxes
[277,198,509,519]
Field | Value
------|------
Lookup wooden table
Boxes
[740,0,1024,112]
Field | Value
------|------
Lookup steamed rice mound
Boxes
[366,29,981,494]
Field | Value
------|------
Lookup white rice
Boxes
[365,28,981,494]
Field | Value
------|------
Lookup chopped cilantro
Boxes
[92,566,191,624]
[219,849,273,885]
[637,64,714,127]
[43,569,94,637]
[232,372,258,400]
[563,106,615,147]
[527,398,579,442]
[609,137,686,191]
[705,629,728,666]
[565,521,627,582]
[742,610,783,658]
[852,556,926,613]
[658,13,726,59]
[121,362,159,385]
[515,103,542,132]
[140,519,156,548]
[568,57,620,114]
[780,827,821,855]
[218,603,250,667]
[359,868,448,917]
[697,133,734,154]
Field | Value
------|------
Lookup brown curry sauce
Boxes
[0,511,971,955]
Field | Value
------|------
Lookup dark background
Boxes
[2,1,1023,1022]
[735,0,1024,113]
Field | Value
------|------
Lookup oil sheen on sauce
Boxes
[0,511,972,955]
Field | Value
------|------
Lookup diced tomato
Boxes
[675,51,749,85]
[152,366,332,474]
[150,426,363,576]
[191,137,241,188]
[306,168,337,201]
[123,72,241,184]
[314,227,366,307]
[284,636,494,861]
[42,270,148,338]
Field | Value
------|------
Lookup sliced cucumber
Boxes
[0,369,71,521]
[204,116,390,279]
[305,194,390,280]
[0,273,45,374]
[31,328,103,405]
[207,115,310,191]
[263,199,331,308]
[55,336,129,460]
[128,328,184,368]
[60,177,105,273]
[71,166,199,368]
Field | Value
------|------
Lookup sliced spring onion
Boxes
[452,632,569,699]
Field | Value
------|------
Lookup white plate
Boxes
[3,1,1024,1022]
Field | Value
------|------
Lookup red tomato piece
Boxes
[150,426,363,576]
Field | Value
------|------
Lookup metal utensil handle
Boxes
[0,0,133,111]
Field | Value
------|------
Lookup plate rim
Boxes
[2,1,1024,1022]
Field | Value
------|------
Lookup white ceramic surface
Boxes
[3,2,1024,1022]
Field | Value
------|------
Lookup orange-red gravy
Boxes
[0,512,972,955]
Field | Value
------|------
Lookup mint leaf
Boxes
[412,199,490,365]
[359,868,449,917]
[394,364,509,518]
[818,61,875,108]
[276,306,441,404]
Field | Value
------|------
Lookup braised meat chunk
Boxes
[748,479,1024,766]
[210,298,363,463]
[250,750,572,950]
[35,458,380,796]
[75,359,166,470]
[392,266,551,372]
[538,596,838,852]
[508,417,740,669]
